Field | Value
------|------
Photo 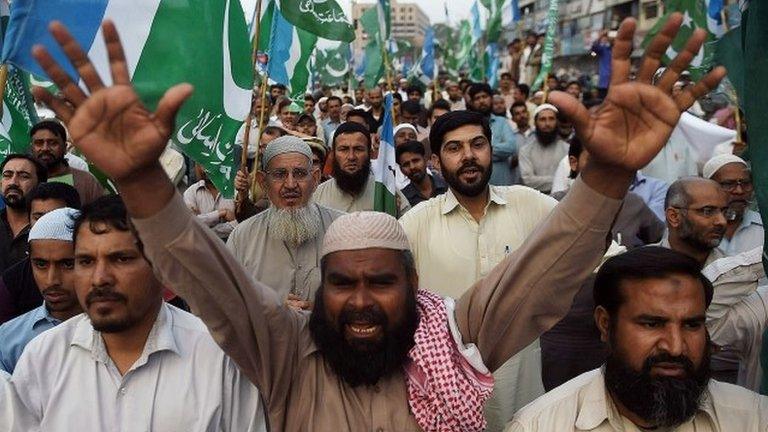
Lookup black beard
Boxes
[441,160,491,197]
[332,157,371,196]
[535,128,559,145]
[604,335,711,428]
[471,105,492,116]
[2,188,26,210]
[308,286,419,387]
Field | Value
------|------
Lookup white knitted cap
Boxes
[394,123,417,136]
[534,103,558,119]
[261,135,313,170]
[321,211,411,258]
[702,154,747,179]
[28,207,79,243]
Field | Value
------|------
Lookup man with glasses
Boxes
[703,154,763,256]
[227,136,344,311]
[660,177,766,389]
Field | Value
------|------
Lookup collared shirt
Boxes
[130,178,621,431]
[519,138,570,193]
[642,136,699,184]
[489,114,519,186]
[508,368,768,431]
[183,180,237,240]
[629,172,669,222]
[313,171,411,215]
[0,210,29,274]
[322,118,341,144]
[449,98,466,111]
[11,303,266,432]
[717,209,764,256]
[0,304,60,373]
[226,203,344,302]
[399,173,448,207]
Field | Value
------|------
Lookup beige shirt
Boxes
[183,180,237,240]
[226,203,345,302]
[519,139,570,193]
[131,178,621,432]
[313,171,411,215]
[507,368,768,431]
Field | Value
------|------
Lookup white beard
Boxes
[267,204,322,246]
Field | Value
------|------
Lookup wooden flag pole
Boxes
[0,64,9,117]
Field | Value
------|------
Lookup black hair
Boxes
[567,137,583,179]
[391,92,403,102]
[72,194,145,256]
[304,94,316,103]
[594,246,714,319]
[467,83,493,100]
[510,101,527,113]
[327,95,343,105]
[406,86,423,96]
[262,126,287,138]
[395,140,426,163]
[30,120,67,142]
[500,72,513,80]
[400,100,422,115]
[429,110,491,157]
[428,99,451,118]
[517,83,530,98]
[27,182,81,211]
[270,83,287,91]
[1,153,48,183]
[566,80,582,89]
[332,121,372,150]
[346,109,376,133]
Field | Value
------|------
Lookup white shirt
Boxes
[11,303,266,432]
[183,180,238,240]
[550,155,572,195]
[508,369,768,431]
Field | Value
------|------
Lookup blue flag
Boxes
[471,1,482,43]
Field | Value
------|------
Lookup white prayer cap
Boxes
[702,154,748,179]
[28,207,79,243]
[534,103,558,119]
[262,135,313,170]
[318,96,329,104]
[321,211,411,258]
[394,123,417,136]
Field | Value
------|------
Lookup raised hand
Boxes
[549,15,725,173]
[31,20,193,185]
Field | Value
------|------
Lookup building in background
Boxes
[352,0,430,55]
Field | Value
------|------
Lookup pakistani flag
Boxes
[411,27,435,85]
[531,0,560,91]
[481,0,506,42]
[2,0,253,198]
[361,6,384,88]
[316,43,350,86]
[451,20,473,72]
[278,0,354,42]
[373,93,397,216]
[377,0,391,43]
[264,3,318,100]
[643,0,723,80]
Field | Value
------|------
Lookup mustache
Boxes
[644,353,695,374]
[3,185,22,195]
[41,287,68,297]
[457,162,484,175]
[338,306,386,326]
[85,287,128,307]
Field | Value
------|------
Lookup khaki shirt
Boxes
[131,178,620,432]
[226,203,344,302]
[313,171,411,215]
[507,369,768,431]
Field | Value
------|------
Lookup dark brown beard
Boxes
[332,157,372,196]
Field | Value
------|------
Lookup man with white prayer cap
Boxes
[702,153,763,255]
[227,136,344,311]
[34,16,724,431]
[519,103,570,193]
[0,207,81,373]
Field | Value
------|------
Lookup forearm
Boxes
[116,163,176,219]
[579,160,634,200]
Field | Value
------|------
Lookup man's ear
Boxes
[431,154,442,173]
[594,306,611,343]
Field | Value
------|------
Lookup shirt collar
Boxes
[632,172,648,187]
[740,209,763,228]
[440,186,506,216]
[30,303,61,329]
[71,303,180,365]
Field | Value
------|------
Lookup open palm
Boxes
[549,16,725,171]
[31,21,192,183]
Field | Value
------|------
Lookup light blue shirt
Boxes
[489,114,518,186]
[629,172,669,222]
[322,118,341,145]
[717,209,764,256]
[0,304,60,373]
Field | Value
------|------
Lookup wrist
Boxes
[580,160,634,200]
[115,163,175,218]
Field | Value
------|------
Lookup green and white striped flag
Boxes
[531,0,560,91]
[373,93,397,216]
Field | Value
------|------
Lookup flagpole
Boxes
[236,0,266,212]
[0,65,8,116]
[721,3,743,144]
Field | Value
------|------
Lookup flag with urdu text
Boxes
[278,0,354,42]
[2,0,253,198]
[531,0,560,91]
[264,2,318,100]
[373,93,397,216]
[360,6,384,88]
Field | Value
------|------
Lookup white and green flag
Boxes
[373,93,397,216]
[264,2,318,100]
[316,43,350,87]
[279,0,355,42]
[531,0,560,91]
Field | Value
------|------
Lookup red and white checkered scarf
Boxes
[405,290,495,432]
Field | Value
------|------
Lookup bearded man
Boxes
[519,104,570,193]
[227,137,344,311]
[28,15,725,431]
[313,121,410,215]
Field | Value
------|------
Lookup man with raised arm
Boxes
[27,15,723,432]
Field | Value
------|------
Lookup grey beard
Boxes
[267,204,322,246]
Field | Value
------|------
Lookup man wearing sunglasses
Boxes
[703,154,763,256]
[660,176,766,390]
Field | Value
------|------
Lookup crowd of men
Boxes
[0,15,766,432]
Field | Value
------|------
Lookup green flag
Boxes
[531,0,560,91]
[0,67,37,156]
[316,44,350,86]
[361,7,384,88]
[278,0,355,42]
[483,0,505,42]
[642,0,718,80]
[377,0,391,43]
[455,20,473,70]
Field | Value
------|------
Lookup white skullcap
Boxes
[318,96,328,104]
[534,103,558,119]
[394,123,417,136]
[28,207,79,243]
[262,135,313,169]
[702,154,748,179]
[321,211,411,258]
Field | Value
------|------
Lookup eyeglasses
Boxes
[265,168,311,182]
[672,206,735,219]
[718,179,753,192]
